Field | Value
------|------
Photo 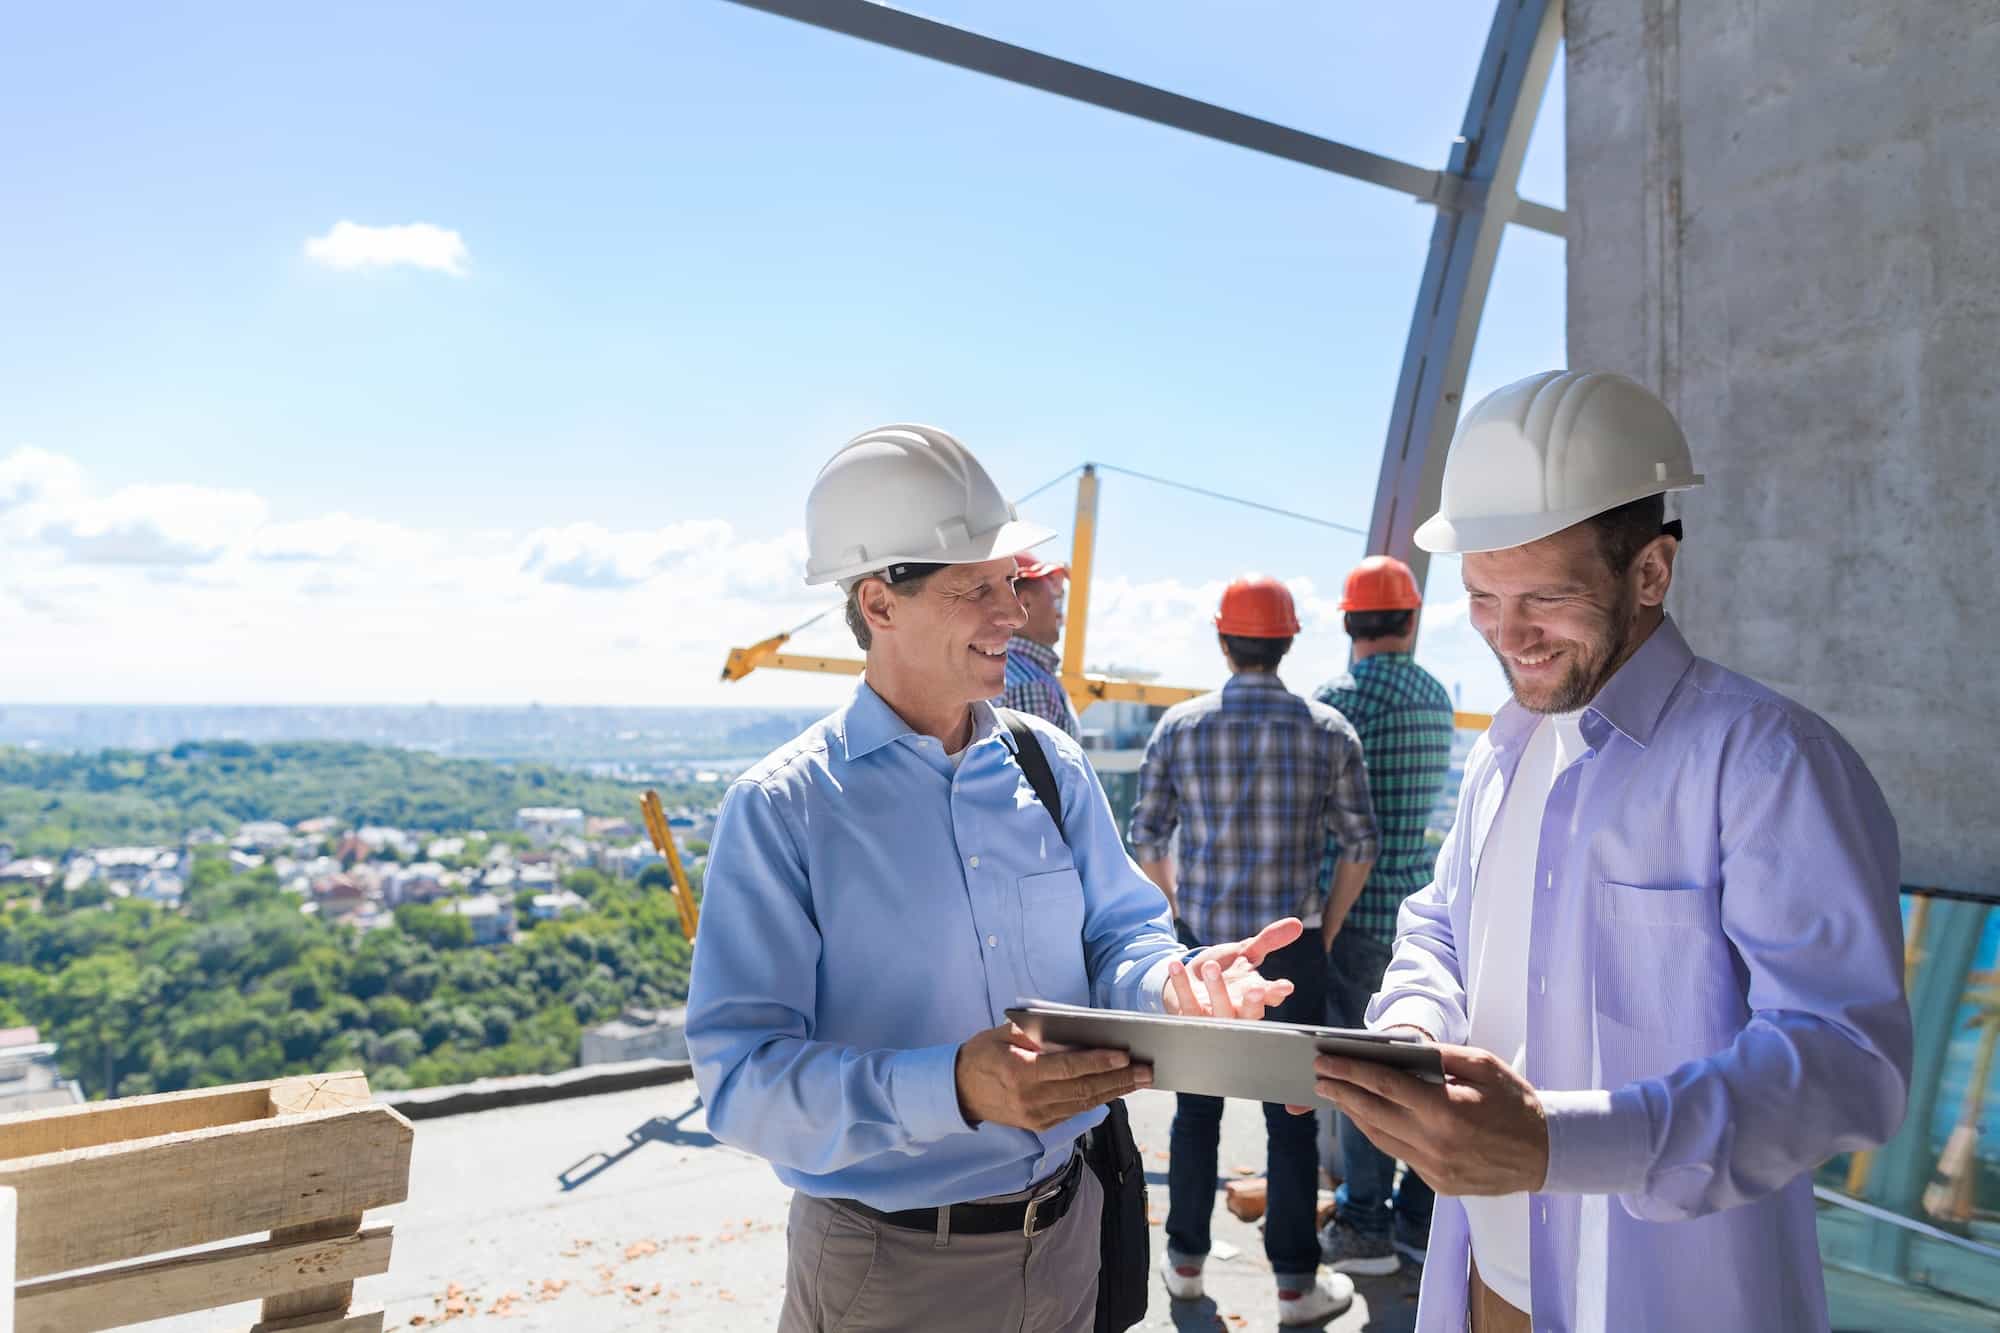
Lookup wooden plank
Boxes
[266,1073,370,1118]
[250,1308,384,1333]
[256,1215,363,1326]
[13,1225,391,1333]
[0,1084,272,1163]
[0,1072,372,1163]
[1,1105,412,1280]
[3,1185,16,1333]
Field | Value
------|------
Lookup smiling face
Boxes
[857,557,1027,710]
[1462,520,1675,714]
[1016,573,1065,648]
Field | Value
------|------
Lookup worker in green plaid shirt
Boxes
[1311,556,1457,1278]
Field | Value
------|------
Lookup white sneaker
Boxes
[1159,1253,1205,1301]
[1277,1271,1355,1326]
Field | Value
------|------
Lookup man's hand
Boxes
[1163,917,1302,1020]
[1312,1044,1549,1195]
[955,1022,1152,1132]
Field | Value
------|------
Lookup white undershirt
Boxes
[1461,709,1586,1315]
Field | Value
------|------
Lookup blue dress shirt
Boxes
[1371,618,1912,1332]
[686,682,1181,1211]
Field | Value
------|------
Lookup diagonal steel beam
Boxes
[1366,0,1564,590]
[717,0,1566,238]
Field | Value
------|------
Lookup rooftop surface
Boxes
[146,1074,1421,1332]
[133,1073,1988,1333]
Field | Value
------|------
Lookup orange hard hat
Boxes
[1214,574,1301,638]
[1012,552,1067,582]
[1340,555,1423,612]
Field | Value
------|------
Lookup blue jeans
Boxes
[1323,928,1433,1241]
[1165,922,1326,1278]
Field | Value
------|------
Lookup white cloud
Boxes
[0,446,1510,712]
[304,220,470,277]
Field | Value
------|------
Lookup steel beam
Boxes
[718,0,1566,238]
[1365,0,1564,591]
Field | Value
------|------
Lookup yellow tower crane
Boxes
[719,462,1494,731]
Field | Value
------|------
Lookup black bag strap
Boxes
[999,708,1066,840]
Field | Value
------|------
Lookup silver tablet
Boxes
[1005,1000,1444,1106]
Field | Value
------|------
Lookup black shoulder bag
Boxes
[1000,709,1149,1333]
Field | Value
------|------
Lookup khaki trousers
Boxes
[1469,1257,1531,1333]
[780,1165,1102,1333]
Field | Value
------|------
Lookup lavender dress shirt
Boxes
[1370,617,1911,1332]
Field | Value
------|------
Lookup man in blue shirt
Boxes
[687,425,1306,1333]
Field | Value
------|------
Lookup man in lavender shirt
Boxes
[1311,371,1911,1333]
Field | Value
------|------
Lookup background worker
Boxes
[1314,371,1910,1333]
[688,425,1308,1333]
[1130,575,1380,1327]
[1312,555,1456,1276]
[1002,552,1082,739]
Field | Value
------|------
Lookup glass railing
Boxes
[1818,886,2000,1328]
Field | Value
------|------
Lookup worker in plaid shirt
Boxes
[1130,574,1379,1325]
[1311,556,1457,1278]
[1000,552,1082,738]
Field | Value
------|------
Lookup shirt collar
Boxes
[838,679,1006,762]
[1222,671,1289,695]
[1487,615,1694,754]
[1007,636,1060,672]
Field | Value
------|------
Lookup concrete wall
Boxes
[1566,0,2000,892]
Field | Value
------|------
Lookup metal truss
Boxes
[719,0,1564,592]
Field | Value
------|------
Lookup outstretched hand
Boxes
[1162,916,1302,1021]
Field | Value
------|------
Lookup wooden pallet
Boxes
[1,1071,412,1333]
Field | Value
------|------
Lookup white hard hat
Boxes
[803,423,1057,587]
[1414,370,1704,554]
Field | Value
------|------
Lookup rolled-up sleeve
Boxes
[685,780,975,1172]
[1541,724,1912,1216]
[1127,717,1179,865]
[1324,722,1379,864]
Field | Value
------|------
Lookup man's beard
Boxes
[1497,587,1638,715]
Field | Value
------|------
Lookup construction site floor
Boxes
[143,1076,1420,1331]
[140,1075,1990,1332]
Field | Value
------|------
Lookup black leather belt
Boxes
[835,1151,1083,1237]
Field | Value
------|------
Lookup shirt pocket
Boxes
[1018,867,1088,1003]
[1591,880,1742,1067]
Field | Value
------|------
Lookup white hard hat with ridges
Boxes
[1415,370,1704,554]
[803,423,1057,587]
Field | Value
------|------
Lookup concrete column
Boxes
[1567,0,2000,892]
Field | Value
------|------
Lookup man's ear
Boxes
[856,577,899,638]
[1633,534,1678,609]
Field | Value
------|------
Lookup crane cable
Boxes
[782,462,1364,635]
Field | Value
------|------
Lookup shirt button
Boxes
[969,856,980,868]
[987,935,998,948]
[1540,1203,1549,1224]
[1539,976,1547,995]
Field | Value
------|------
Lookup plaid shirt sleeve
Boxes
[1323,720,1379,864]
[1127,716,1179,863]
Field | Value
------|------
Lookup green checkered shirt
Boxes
[1314,652,1456,942]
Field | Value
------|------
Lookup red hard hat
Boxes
[1214,574,1301,638]
[1012,552,1067,582]
[1340,555,1423,612]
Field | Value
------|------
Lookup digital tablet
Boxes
[1005,1000,1444,1106]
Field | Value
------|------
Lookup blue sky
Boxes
[0,1,1563,709]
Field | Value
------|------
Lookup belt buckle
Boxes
[1021,1179,1065,1238]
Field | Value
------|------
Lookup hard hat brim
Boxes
[805,519,1059,587]
[1413,476,1703,555]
